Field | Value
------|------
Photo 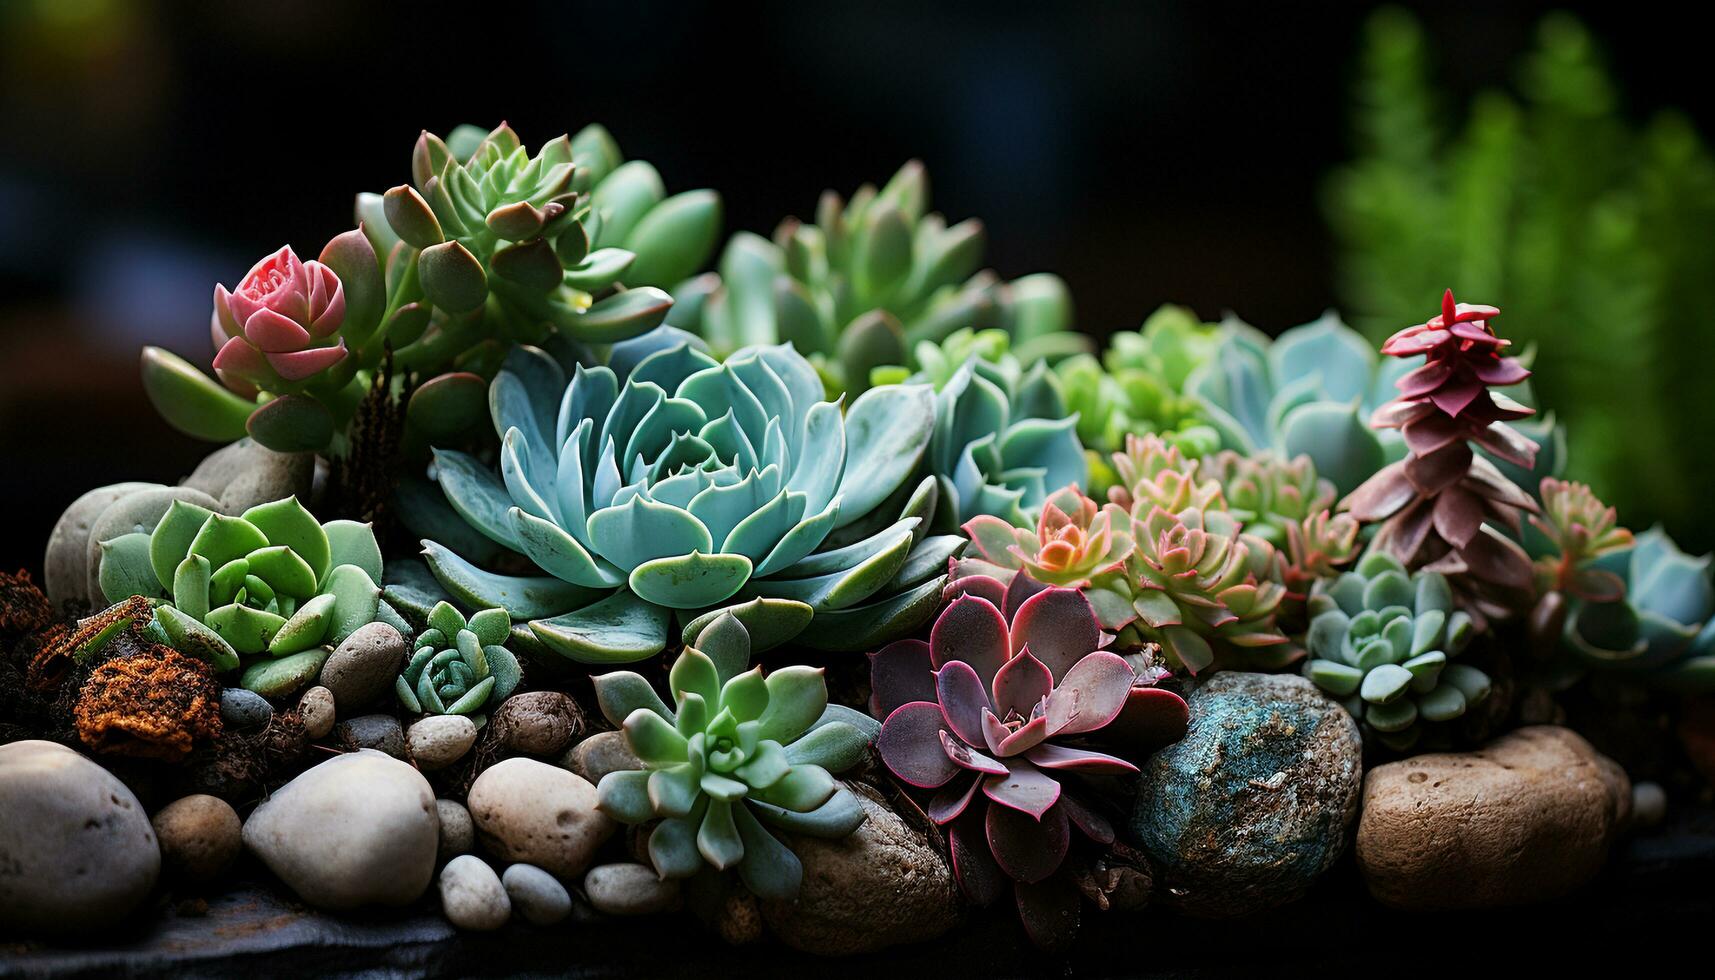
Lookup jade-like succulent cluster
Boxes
[96,497,382,673]
[674,161,1082,396]
[421,338,956,662]
[396,601,522,721]
[871,579,1187,947]
[594,615,872,899]
[1302,551,1491,749]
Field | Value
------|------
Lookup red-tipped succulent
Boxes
[869,578,1188,948]
[1343,290,1540,621]
[957,484,1134,588]
[211,245,349,395]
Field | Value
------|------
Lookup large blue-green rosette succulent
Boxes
[1556,527,1715,689]
[422,336,953,662]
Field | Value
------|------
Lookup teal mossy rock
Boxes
[1129,672,1361,917]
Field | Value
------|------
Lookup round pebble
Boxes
[439,855,510,931]
[502,863,572,925]
[560,731,642,784]
[408,715,478,770]
[1632,781,1668,829]
[492,691,582,757]
[437,799,474,862]
[298,686,336,739]
[152,794,242,882]
[466,758,614,878]
[321,622,406,711]
[335,714,405,758]
[584,862,682,916]
[219,688,273,729]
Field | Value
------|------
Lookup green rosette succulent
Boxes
[922,354,1086,530]
[674,160,1082,397]
[1302,551,1492,750]
[1201,451,1337,550]
[96,496,383,673]
[396,601,522,723]
[421,335,958,662]
[592,614,873,900]
[1185,311,1399,496]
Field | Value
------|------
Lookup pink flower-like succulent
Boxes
[870,580,1188,948]
[211,245,348,394]
[960,484,1134,588]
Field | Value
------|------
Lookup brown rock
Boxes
[152,794,242,882]
[761,783,959,956]
[465,758,614,878]
[1357,725,1631,909]
[560,730,641,783]
[491,691,583,757]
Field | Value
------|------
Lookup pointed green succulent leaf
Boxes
[139,346,254,443]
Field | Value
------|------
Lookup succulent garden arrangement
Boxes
[3,116,1709,962]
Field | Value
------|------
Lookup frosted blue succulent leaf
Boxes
[506,507,625,589]
[753,498,842,577]
[722,490,809,563]
[489,372,555,486]
[500,427,559,524]
[322,520,384,584]
[422,540,601,620]
[556,365,619,455]
[792,573,945,653]
[531,588,673,663]
[433,449,522,551]
[748,524,914,611]
[586,494,713,572]
[1277,401,1386,498]
[1268,311,1376,405]
[497,343,565,441]
[997,415,1086,494]
[688,468,772,549]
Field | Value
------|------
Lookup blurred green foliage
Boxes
[1326,8,1715,551]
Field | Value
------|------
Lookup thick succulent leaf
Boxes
[986,798,1070,883]
[149,500,217,593]
[268,592,337,655]
[982,760,1062,819]
[507,507,626,589]
[569,287,673,344]
[793,574,947,653]
[836,383,935,527]
[139,347,254,442]
[625,189,722,289]
[1024,743,1138,773]
[99,532,167,603]
[751,762,837,812]
[630,552,753,609]
[1008,587,1101,681]
[625,707,690,765]
[867,638,936,718]
[205,602,286,655]
[934,659,993,747]
[188,514,269,570]
[323,520,383,585]
[749,786,867,840]
[992,649,1054,717]
[782,721,870,773]
[649,808,710,880]
[697,799,745,871]
[948,814,1008,905]
[678,597,812,657]
[752,665,827,744]
[669,647,722,710]
[422,541,600,620]
[929,593,1010,686]
[321,564,381,645]
[593,669,674,728]
[876,701,958,788]
[155,603,240,672]
[531,588,673,664]
[432,449,523,550]
[596,769,655,824]
[732,803,804,901]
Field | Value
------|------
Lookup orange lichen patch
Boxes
[27,595,153,691]
[74,646,223,761]
[0,569,54,637]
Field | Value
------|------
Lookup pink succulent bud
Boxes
[210,245,348,392]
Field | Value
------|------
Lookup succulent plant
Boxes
[870,581,1188,948]
[396,601,522,722]
[95,496,383,673]
[923,355,1086,530]
[594,614,872,900]
[141,228,392,452]
[1302,551,1491,750]
[1540,523,1715,688]
[959,485,1134,589]
[1185,311,1400,496]
[1105,433,1223,517]
[673,160,1082,397]
[1343,292,1541,623]
[422,336,956,662]
[1119,506,1289,673]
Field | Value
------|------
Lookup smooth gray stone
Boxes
[83,485,222,604]
[43,482,159,610]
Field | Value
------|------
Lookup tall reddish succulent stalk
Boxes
[1344,291,1540,620]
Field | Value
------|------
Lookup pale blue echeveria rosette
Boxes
[421,335,957,662]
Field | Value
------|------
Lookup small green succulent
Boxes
[96,496,382,673]
[674,160,1081,397]
[1302,551,1492,750]
[396,601,521,722]
[592,614,873,900]
[1201,451,1337,550]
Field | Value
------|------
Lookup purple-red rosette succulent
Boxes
[1344,290,1540,621]
[870,579,1189,948]
[211,245,348,395]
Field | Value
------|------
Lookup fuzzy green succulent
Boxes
[421,334,957,662]
[592,614,874,900]
[1302,551,1492,750]
[395,601,521,722]
[673,161,1081,397]
[96,496,382,674]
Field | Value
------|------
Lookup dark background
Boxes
[2,0,1707,570]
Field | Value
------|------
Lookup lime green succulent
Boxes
[96,496,382,673]
[593,614,873,900]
